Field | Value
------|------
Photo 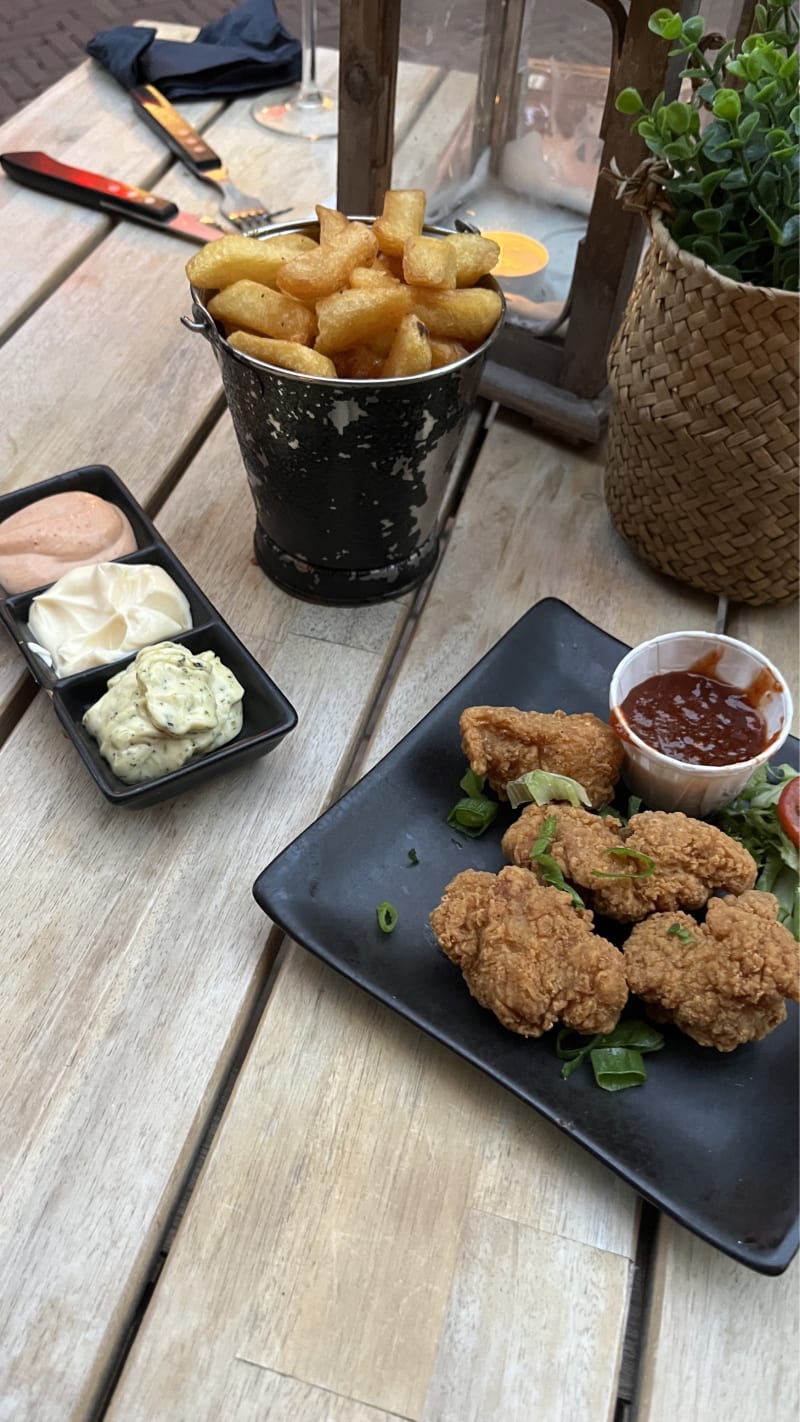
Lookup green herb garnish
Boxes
[667,923,695,944]
[408,848,419,865]
[376,902,398,934]
[446,796,498,838]
[717,764,799,939]
[459,768,485,797]
[505,769,591,811]
[528,815,585,908]
[556,1021,664,1091]
[592,847,655,880]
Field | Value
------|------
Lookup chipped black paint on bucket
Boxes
[185,220,503,604]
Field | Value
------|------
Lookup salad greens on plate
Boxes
[717,764,800,939]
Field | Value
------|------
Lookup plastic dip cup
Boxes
[184,220,504,605]
[608,630,794,817]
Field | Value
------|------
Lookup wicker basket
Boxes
[605,214,799,606]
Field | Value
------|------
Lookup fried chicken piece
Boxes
[502,802,624,886]
[624,891,800,1051]
[459,706,624,808]
[430,864,627,1037]
[592,811,758,922]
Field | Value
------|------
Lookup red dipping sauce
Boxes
[620,669,768,766]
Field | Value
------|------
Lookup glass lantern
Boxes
[336,0,755,441]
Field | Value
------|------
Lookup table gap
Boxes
[615,1201,662,1416]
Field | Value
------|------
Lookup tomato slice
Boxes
[778,775,800,848]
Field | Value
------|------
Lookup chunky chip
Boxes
[315,286,412,356]
[335,346,386,380]
[188,190,503,382]
[402,235,457,291]
[227,331,337,378]
[373,189,426,256]
[383,314,432,378]
[443,233,502,287]
[208,280,316,345]
[186,232,317,292]
[429,339,470,369]
[277,211,377,302]
[408,287,503,344]
[349,264,401,290]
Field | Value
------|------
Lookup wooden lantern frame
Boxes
[335,0,752,443]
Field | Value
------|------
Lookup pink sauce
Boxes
[0,491,137,594]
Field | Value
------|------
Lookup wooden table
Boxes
[0,27,797,1422]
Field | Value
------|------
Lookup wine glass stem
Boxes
[298,0,323,107]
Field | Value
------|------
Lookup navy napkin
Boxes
[86,0,301,101]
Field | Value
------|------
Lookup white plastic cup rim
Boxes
[608,631,794,817]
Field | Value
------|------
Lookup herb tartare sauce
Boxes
[83,640,244,784]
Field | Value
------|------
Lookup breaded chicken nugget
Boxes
[502,802,623,885]
[430,864,627,1037]
[459,706,624,808]
[592,811,757,922]
[624,891,799,1051]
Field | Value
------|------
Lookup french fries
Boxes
[373,189,426,256]
[408,288,503,344]
[402,235,457,291]
[383,314,432,378]
[185,232,316,291]
[315,287,412,356]
[227,331,336,379]
[187,188,502,382]
[208,280,316,346]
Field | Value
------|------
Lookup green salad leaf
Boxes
[716,764,799,938]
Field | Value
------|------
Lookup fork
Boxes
[130,85,291,234]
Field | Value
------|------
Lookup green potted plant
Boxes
[603,1,799,607]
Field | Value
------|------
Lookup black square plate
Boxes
[254,599,799,1275]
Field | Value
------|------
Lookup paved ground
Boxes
[0,1,611,126]
[0,2,326,125]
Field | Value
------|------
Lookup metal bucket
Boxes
[184,219,504,604]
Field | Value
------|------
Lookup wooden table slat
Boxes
[0,414,413,1422]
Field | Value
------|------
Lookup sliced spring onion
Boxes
[597,1021,664,1052]
[667,923,695,944]
[528,816,585,907]
[591,1047,648,1091]
[459,768,486,797]
[446,796,498,838]
[505,769,591,810]
[592,847,656,880]
[534,854,586,908]
[530,815,557,858]
[408,848,419,865]
[556,1031,603,1077]
[376,902,398,934]
[627,795,643,818]
[556,1021,664,1089]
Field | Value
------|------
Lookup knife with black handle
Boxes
[129,85,224,182]
[0,150,221,244]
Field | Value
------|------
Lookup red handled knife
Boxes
[0,150,223,244]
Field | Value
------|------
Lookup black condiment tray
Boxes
[0,465,297,807]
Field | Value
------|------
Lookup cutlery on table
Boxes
[0,151,223,244]
[130,85,291,235]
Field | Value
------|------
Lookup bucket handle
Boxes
[181,299,217,342]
